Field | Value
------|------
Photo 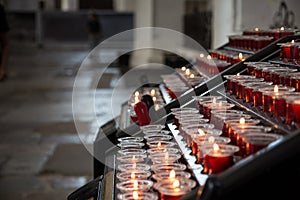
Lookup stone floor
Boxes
[0,41,131,200]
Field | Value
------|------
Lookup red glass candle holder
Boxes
[153,178,196,200]
[261,86,295,112]
[234,126,273,157]
[286,96,300,124]
[244,82,273,103]
[182,123,215,147]
[290,75,300,92]
[237,78,264,99]
[243,133,283,157]
[202,144,239,174]
[193,135,230,164]
[226,119,261,145]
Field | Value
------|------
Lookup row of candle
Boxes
[228,35,274,51]
[176,66,207,87]
[278,40,300,65]
[242,27,297,40]
[172,98,283,173]
[116,124,197,200]
[196,54,232,75]
[128,87,165,124]
[161,74,190,100]
[209,50,250,65]
[225,62,300,124]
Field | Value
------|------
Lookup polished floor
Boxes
[0,40,131,199]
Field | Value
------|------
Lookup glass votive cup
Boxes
[201,144,240,174]
[270,68,297,84]
[152,171,191,182]
[233,126,273,157]
[202,101,236,120]
[149,152,182,164]
[244,82,273,103]
[153,178,197,200]
[189,130,224,155]
[117,191,158,200]
[172,109,199,126]
[176,113,204,123]
[290,74,300,92]
[261,86,295,112]
[182,123,215,147]
[118,137,144,143]
[193,135,231,164]
[236,78,264,99]
[225,118,261,145]
[211,111,250,131]
[144,134,173,142]
[143,130,171,136]
[116,170,152,182]
[179,118,210,136]
[285,96,300,124]
[151,163,186,174]
[224,75,256,95]
[140,124,165,132]
[118,163,151,172]
[147,141,177,149]
[147,148,181,156]
[117,154,148,163]
[116,179,154,193]
[242,133,283,157]
[193,95,223,111]
[118,142,145,149]
[118,149,147,156]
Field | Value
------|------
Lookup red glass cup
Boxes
[202,101,235,120]
[182,123,215,147]
[237,78,264,99]
[153,178,196,200]
[201,144,239,174]
[242,133,283,157]
[231,126,272,157]
[193,135,230,164]
[261,86,295,112]
[286,96,300,124]
[270,68,297,84]
[226,119,261,145]
[290,75,300,92]
[244,82,273,103]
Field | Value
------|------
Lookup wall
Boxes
[241,0,300,30]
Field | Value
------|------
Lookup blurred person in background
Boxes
[87,10,102,50]
[0,3,9,81]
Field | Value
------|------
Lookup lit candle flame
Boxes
[255,27,259,31]
[198,129,205,135]
[157,141,162,148]
[152,96,157,102]
[291,40,295,44]
[213,143,219,152]
[237,73,240,76]
[172,179,180,188]
[133,191,139,199]
[207,55,212,60]
[150,89,156,96]
[131,172,135,179]
[238,53,244,61]
[186,68,190,76]
[208,136,215,143]
[181,66,186,71]
[239,117,245,124]
[218,101,223,106]
[169,170,176,179]
[200,53,204,58]
[190,74,195,78]
[280,27,285,31]
[274,85,279,93]
[134,91,139,97]
[133,180,138,189]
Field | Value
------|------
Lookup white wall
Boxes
[241,0,300,30]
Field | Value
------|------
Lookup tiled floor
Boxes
[0,40,129,199]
